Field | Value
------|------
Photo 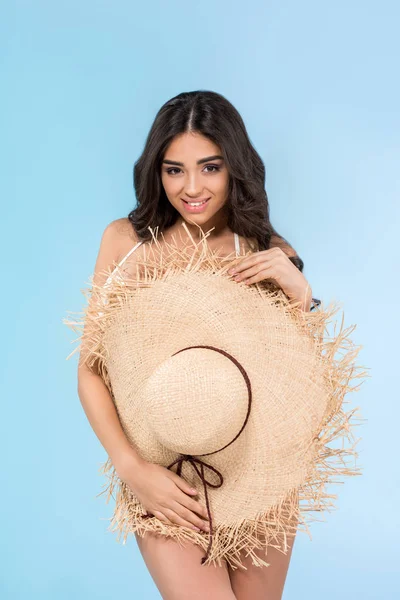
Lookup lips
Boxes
[181,197,211,213]
[182,198,211,205]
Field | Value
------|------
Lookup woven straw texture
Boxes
[64,224,368,570]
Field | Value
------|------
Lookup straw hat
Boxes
[64,223,367,570]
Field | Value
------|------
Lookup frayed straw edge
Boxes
[63,221,370,569]
[96,462,304,570]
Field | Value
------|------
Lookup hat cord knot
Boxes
[166,454,224,564]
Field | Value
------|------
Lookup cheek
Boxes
[213,173,229,200]
[161,175,180,198]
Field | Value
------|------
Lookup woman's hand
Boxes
[227,247,312,310]
[116,456,211,533]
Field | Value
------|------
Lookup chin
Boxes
[180,213,215,225]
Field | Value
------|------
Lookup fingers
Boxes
[172,499,210,529]
[156,488,210,531]
[169,472,209,521]
[181,495,209,522]
[152,508,209,533]
[152,510,174,526]
[149,471,210,532]
[165,505,210,532]
[228,247,283,274]
[170,472,198,496]
[233,263,275,283]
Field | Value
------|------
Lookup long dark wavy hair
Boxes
[128,90,306,272]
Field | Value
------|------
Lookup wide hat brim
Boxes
[64,224,367,569]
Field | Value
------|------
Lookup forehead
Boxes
[165,132,222,159]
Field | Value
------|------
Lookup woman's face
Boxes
[160,132,230,230]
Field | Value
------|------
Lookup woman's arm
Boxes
[269,237,321,312]
[77,220,145,476]
[228,245,318,311]
[75,221,211,529]
[78,370,144,473]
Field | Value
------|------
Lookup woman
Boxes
[77,90,319,600]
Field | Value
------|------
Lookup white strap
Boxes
[117,240,144,267]
[103,240,143,288]
[234,232,240,257]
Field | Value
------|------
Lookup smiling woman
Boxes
[71,90,326,600]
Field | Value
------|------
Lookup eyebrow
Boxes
[162,154,224,166]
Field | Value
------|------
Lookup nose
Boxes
[183,171,204,197]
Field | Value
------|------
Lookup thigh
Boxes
[135,531,237,600]
[228,529,297,600]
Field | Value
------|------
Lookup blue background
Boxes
[1,1,399,598]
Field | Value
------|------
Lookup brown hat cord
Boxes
[64,222,368,571]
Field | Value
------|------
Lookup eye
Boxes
[204,164,221,173]
[166,167,182,175]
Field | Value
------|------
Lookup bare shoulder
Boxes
[102,217,138,243]
[92,217,139,287]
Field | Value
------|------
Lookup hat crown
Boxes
[143,347,250,456]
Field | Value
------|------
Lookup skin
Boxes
[78,131,312,599]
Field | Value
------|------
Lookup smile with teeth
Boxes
[183,199,209,206]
